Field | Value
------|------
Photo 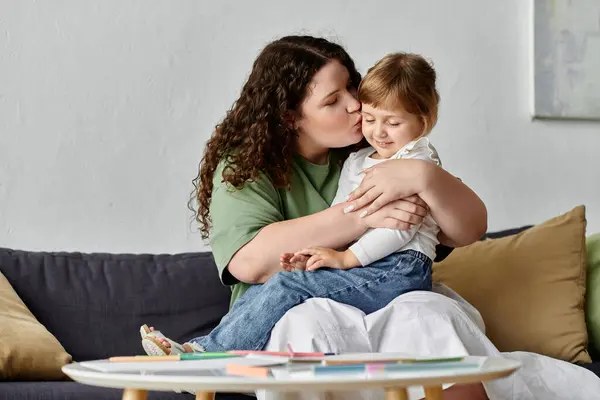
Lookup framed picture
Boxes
[531,0,600,120]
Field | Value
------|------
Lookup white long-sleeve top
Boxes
[331,137,441,266]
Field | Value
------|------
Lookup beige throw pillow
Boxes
[0,271,72,380]
[433,206,591,363]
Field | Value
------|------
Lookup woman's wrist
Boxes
[345,204,370,234]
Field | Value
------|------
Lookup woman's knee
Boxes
[272,299,341,332]
[266,300,336,350]
[386,289,485,332]
[266,299,370,352]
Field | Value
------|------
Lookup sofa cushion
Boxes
[0,382,253,400]
[433,205,591,363]
[0,271,72,380]
[0,250,231,362]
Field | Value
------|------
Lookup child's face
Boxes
[361,103,424,158]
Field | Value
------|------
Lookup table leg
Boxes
[195,392,215,400]
[424,385,443,400]
[122,389,148,400]
[385,387,409,400]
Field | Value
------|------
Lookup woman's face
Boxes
[295,60,363,160]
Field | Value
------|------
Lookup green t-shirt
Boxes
[209,153,342,307]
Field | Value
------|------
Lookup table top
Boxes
[63,355,520,393]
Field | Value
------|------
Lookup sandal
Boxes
[139,324,204,356]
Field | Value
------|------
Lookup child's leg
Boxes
[141,282,269,354]
[189,250,430,352]
[327,249,431,315]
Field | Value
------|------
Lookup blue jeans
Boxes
[190,250,432,351]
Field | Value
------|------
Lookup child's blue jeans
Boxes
[190,250,431,351]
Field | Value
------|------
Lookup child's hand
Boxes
[293,247,361,271]
[280,252,309,272]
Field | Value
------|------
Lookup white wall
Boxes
[1,0,599,253]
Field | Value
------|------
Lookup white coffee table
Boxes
[62,355,520,400]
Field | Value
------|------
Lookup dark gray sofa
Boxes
[0,249,252,400]
[0,227,598,399]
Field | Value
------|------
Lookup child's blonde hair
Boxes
[358,52,440,135]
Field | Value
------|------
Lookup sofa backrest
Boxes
[0,248,231,361]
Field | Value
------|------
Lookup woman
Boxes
[194,35,489,400]
[148,35,488,399]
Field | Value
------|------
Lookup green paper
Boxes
[179,353,240,360]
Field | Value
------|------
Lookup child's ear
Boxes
[421,116,429,135]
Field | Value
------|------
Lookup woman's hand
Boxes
[360,198,427,230]
[345,157,487,246]
[344,158,428,217]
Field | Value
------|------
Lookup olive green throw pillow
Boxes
[586,233,600,355]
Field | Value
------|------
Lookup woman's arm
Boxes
[345,159,487,248]
[418,162,487,247]
[228,197,429,284]
[228,204,366,284]
[212,164,430,287]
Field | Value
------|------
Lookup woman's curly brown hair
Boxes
[191,36,362,239]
